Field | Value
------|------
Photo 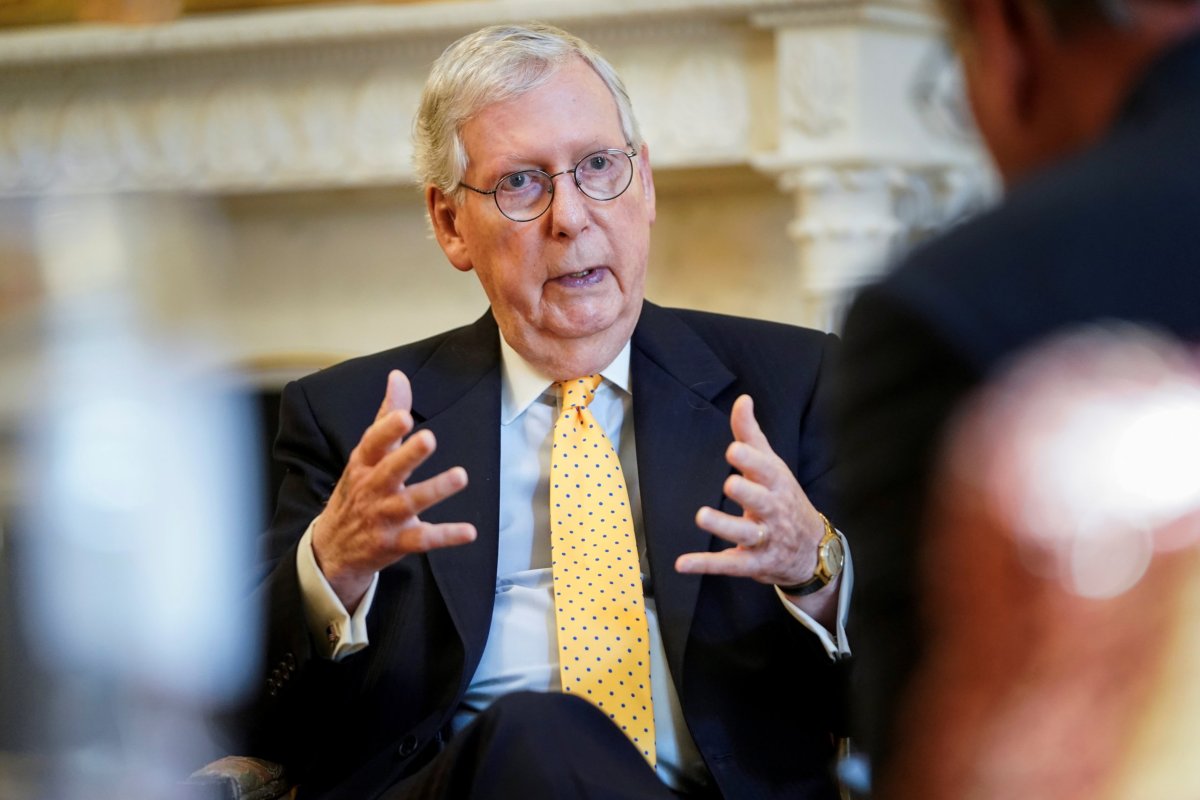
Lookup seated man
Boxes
[245,22,851,799]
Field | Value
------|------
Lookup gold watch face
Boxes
[819,535,845,580]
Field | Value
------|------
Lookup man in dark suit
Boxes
[835,0,1200,790]
[246,23,850,799]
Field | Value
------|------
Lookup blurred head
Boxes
[416,24,656,379]
[937,0,1200,183]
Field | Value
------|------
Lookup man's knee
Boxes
[462,691,664,797]
[483,690,611,734]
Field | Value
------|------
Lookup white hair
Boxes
[412,22,643,198]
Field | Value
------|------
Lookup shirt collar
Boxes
[499,335,632,425]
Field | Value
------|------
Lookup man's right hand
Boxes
[313,369,477,611]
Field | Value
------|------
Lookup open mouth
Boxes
[553,267,606,286]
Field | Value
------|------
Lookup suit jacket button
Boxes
[398,735,419,757]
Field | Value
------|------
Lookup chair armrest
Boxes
[186,755,294,800]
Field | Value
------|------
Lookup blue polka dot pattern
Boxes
[550,375,656,766]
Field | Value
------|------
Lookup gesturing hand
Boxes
[313,369,477,611]
[675,395,828,591]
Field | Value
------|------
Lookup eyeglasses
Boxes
[459,147,638,222]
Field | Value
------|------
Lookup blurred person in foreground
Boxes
[889,326,1200,799]
[833,0,1200,787]
[242,23,851,800]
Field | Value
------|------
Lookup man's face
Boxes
[427,58,656,379]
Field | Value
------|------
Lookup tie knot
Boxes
[559,375,602,410]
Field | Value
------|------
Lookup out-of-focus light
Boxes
[952,325,1200,598]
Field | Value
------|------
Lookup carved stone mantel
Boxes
[0,0,993,328]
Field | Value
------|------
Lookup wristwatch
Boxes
[777,513,844,596]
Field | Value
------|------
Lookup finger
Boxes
[378,466,469,520]
[356,409,416,467]
[730,394,771,450]
[695,506,763,549]
[725,440,787,489]
[675,549,760,578]
[375,369,414,422]
[392,521,478,556]
[365,428,439,492]
[723,473,773,518]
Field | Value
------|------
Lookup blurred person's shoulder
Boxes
[856,128,1200,371]
[860,35,1200,369]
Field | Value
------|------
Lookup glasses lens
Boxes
[494,170,553,222]
[575,150,634,201]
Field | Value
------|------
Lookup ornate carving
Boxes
[780,38,849,139]
[632,51,751,161]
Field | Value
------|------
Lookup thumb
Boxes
[376,369,413,421]
[730,394,770,449]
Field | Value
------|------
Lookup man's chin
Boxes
[519,319,637,378]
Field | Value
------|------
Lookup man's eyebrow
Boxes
[486,141,616,174]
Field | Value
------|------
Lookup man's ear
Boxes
[426,185,474,273]
[964,0,1050,124]
[635,143,657,226]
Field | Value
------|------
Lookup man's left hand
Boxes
[675,394,832,596]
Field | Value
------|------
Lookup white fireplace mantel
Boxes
[0,0,993,327]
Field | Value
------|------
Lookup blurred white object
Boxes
[946,324,1200,598]
[5,194,259,797]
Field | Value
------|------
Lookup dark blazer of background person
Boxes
[834,28,1200,776]
[247,301,843,799]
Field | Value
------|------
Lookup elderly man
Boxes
[835,0,1200,790]
[247,23,850,800]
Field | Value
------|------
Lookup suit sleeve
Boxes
[833,286,980,774]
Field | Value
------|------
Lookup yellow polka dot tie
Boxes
[551,375,656,766]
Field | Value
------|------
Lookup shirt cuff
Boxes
[296,517,378,661]
[777,530,853,660]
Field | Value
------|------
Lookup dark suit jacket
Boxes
[834,32,1200,775]
[248,301,843,799]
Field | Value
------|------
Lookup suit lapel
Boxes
[631,303,736,684]
[408,311,502,681]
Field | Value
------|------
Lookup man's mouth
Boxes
[552,267,606,286]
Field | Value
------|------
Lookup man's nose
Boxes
[547,172,588,238]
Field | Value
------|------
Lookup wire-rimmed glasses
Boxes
[459,147,638,222]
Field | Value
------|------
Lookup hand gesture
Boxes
[313,369,477,610]
[676,395,830,594]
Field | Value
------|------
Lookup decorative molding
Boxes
[892,164,999,242]
[0,7,783,195]
[782,165,903,245]
[0,0,803,66]
[780,38,850,139]
[625,51,753,165]
[752,0,943,33]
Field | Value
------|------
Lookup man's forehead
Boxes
[460,60,625,168]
